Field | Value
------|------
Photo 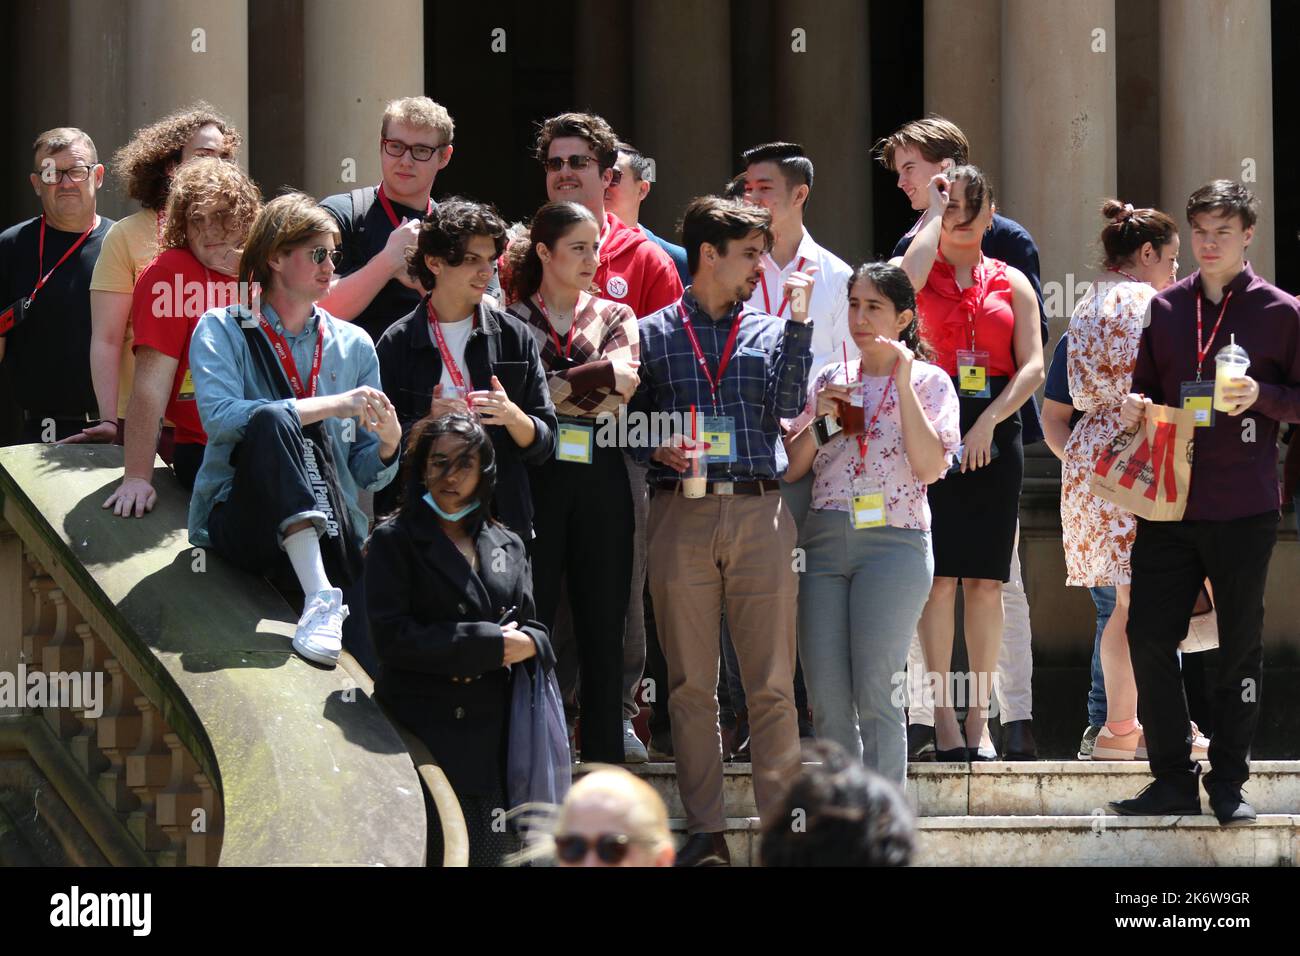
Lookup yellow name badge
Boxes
[700,429,732,462]
[557,422,594,464]
[1183,395,1213,427]
[850,492,886,529]
[958,363,987,395]
[177,368,196,401]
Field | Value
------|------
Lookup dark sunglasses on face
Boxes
[554,833,644,865]
[542,155,595,173]
[382,138,445,162]
[308,246,343,266]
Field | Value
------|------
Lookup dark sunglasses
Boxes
[308,246,343,266]
[554,833,643,864]
[542,154,595,173]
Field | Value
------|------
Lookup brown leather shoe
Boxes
[674,832,731,867]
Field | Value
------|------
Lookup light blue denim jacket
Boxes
[187,301,399,548]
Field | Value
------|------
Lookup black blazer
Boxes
[366,504,554,796]
[374,297,558,536]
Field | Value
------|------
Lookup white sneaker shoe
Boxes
[292,587,348,667]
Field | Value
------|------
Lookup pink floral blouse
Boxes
[801,358,961,530]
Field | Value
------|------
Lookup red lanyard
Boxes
[1110,268,1142,283]
[427,299,471,390]
[534,292,576,360]
[377,183,433,229]
[759,256,807,317]
[259,312,325,399]
[963,258,987,352]
[855,360,899,471]
[1194,286,1233,382]
[30,216,96,305]
[678,301,745,409]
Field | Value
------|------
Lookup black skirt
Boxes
[927,375,1024,582]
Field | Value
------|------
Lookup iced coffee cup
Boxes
[682,445,709,499]
[1213,340,1250,413]
[837,393,866,435]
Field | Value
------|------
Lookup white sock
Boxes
[284,527,332,597]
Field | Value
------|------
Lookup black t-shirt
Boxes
[321,186,502,344]
[0,214,113,416]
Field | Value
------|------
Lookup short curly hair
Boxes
[407,197,508,291]
[534,112,619,172]
[160,157,262,252]
[112,102,242,211]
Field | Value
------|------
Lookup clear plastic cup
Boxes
[682,446,709,499]
[1213,342,1250,412]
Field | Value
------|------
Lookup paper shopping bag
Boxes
[1089,403,1196,521]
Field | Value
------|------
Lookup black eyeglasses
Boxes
[554,833,645,865]
[382,138,446,162]
[40,165,95,184]
[307,246,343,266]
[542,155,595,173]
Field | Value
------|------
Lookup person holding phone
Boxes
[893,165,1044,762]
[503,200,640,763]
[375,198,557,535]
[782,261,959,784]
[367,413,554,866]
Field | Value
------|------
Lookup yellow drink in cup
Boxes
[1212,337,1250,413]
[683,447,709,498]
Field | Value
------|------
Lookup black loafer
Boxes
[934,746,968,763]
[907,724,936,760]
[1109,771,1202,816]
[675,832,731,867]
[1000,719,1038,760]
[1205,778,1257,826]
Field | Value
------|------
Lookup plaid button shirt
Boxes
[630,289,813,482]
[508,291,639,418]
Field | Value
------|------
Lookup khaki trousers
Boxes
[647,488,801,832]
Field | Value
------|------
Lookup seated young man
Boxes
[103,157,260,515]
[187,192,401,671]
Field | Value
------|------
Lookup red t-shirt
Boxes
[130,248,237,445]
[916,254,1018,377]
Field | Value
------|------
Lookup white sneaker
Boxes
[292,587,348,667]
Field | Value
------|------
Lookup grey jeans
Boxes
[797,508,935,785]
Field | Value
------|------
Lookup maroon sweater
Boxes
[1131,263,1300,521]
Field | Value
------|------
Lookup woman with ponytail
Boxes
[782,262,960,784]
[504,201,640,764]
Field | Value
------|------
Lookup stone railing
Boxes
[0,443,428,865]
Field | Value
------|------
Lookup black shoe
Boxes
[1000,719,1038,760]
[934,745,968,763]
[907,724,936,760]
[1109,770,1202,816]
[648,730,674,761]
[675,832,731,867]
[1204,778,1257,826]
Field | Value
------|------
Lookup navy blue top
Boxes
[640,224,691,287]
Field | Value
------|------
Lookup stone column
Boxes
[924,0,1001,190]
[771,0,872,263]
[302,0,424,201]
[69,0,129,220]
[1001,0,1117,348]
[575,0,634,139]
[1160,0,1274,281]
[125,0,250,171]
[632,1,732,241]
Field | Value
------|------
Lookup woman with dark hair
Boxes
[1061,201,1205,760]
[375,197,557,531]
[501,201,640,764]
[783,262,959,784]
[894,165,1044,762]
[367,413,555,867]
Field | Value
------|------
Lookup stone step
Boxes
[670,814,1300,867]
[635,760,1300,818]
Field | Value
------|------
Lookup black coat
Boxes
[366,504,554,796]
[374,297,558,537]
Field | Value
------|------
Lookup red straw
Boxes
[843,341,850,381]
[690,404,697,443]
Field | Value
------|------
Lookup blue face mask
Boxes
[423,491,481,522]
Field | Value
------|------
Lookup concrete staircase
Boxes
[631,760,1300,866]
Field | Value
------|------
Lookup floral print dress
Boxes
[1061,278,1156,586]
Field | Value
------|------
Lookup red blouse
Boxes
[916,254,1018,378]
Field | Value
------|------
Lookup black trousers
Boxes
[207,403,377,675]
[529,439,632,763]
[1127,511,1279,786]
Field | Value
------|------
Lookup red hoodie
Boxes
[595,213,683,318]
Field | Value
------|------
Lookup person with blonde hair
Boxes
[552,766,674,867]
[188,192,401,672]
[103,157,260,513]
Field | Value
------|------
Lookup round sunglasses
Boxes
[554,832,649,865]
[307,246,343,266]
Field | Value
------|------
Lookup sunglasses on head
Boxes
[554,833,643,865]
[542,155,595,173]
[307,246,343,266]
